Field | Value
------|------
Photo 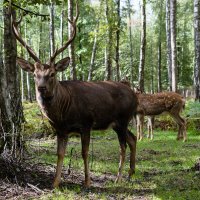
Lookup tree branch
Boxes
[5,0,49,17]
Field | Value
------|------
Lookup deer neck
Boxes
[36,80,71,123]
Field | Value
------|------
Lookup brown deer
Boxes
[136,91,186,141]
[12,5,138,188]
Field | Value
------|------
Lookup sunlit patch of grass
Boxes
[23,101,54,137]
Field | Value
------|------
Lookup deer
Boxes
[135,90,186,141]
[12,4,138,188]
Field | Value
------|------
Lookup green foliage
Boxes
[184,99,200,118]
[23,102,54,137]
[9,0,195,90]
[183,100,200,133]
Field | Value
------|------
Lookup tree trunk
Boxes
[78,26,84,80]
[105,0,113,80]
[2,4,24,157]
[170,0,177,92]
[157,1,163,92]
[194,0,200,101]
[0,46,11,152]
[39,4,44,61]
[20,36,25,101]
[68,0,77,80]
[88,22,99,81]
[150,43,154,94]
[127,0,134,84]
[115,0,120,81]
[24,22,32,102]
[60,8,64,81]
[166,0,172,91]
[49,0,55,56]
[157,42,162,92]
[138,0,146,92]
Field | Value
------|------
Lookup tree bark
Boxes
[60,8,64,81]
[150,42,154,94]
[127,0,134,84]
[105,0,113,80]
[157,1,163,92]
[115,0,120,81]
[88,22,99,81]
[2,4,24,157]
[138,0,146,92]
[68,0,77,80]
[170,0,177,92]
[166,0,172,91]
[0,46,11,152]
[24,22,32,102]
[49,0,55,56]
[39,4,44,61]
[194,0,200,101]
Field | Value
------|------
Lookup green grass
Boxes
[23,100,200,199]
[30,129,200,200]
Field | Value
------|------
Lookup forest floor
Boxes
[0,130,200,200]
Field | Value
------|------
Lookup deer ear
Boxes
[55,57,70,72]
[17,57,34,73]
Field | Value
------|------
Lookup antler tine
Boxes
[15,14,22,25]
[50,2,79,64]
[11,14,41,63]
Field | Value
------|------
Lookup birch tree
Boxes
[127,0,134,83]
[157,1,163,92]
[88,22,99,81]
[138,0,146,92]
[170,0,177,92]
[166,0,172,91]
[105,0,113,80]
[68,0,77,80]
[115,0,120,81]
[49,0,55,56]
[194,0,200,101]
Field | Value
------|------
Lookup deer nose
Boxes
[38,86,47,92]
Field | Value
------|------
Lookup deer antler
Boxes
[49,2,79,64]
[11,14,41,63]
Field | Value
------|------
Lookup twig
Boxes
[67,147,74,175]
[91,137,94,170]
[27,183,43,193]
[5,0,49,17]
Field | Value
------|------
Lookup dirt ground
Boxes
[0,157,124,199]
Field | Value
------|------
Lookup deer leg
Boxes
[53,135,68,188]
[150,116,155,140]
[81,131,91,187]
[114,127,127,183]
[136,114,144,141]
[136,115,141,140]
[126,130,137,180]
[147,117,151,139]
[170,112,186,141]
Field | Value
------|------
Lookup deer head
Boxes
[12,3,79,99]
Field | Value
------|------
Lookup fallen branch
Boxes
[27,183,43,194]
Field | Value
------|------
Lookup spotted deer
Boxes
[136,91,186,141]
[12,5,138,187]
